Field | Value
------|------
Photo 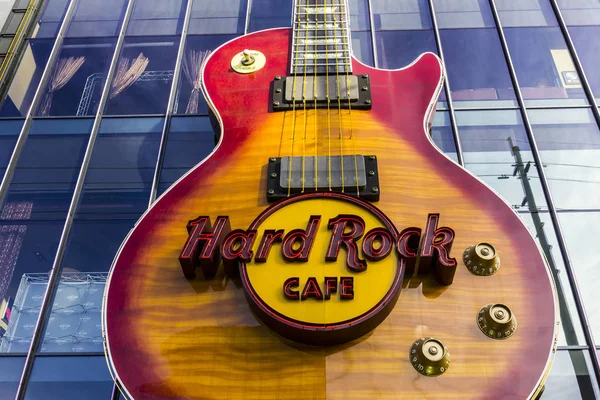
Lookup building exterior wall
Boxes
[0,0,599,398]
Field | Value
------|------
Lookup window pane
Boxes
[3,118,92,220]
[105,36,180,115]
[529,108,600,210]
[158,116,216,195]
[351,31,373,67]
[67,0,127,37]
[248,0,292,32]
[30,0,69,38]
[503,27,586,106]
[349,0,370,31]
[559,211,600,341]
[35,38,116,117]
[26,356,113,399]
[430,111,457,161]
[440,28,517,108]
[0,120,24,182]
[188,0,247,35]
[0,39,54,117]
[495,0,559,27]
[433,0,495,28]
[544,350,599,399]
[126,0,187,36]
[175,35,236,115]
[376,30,437,68]
[371,0,432,30]
[557,0,600,26]
[77,117,163,218]
[457,110,547,209]
[567,26,600,102]
[0,357,25,398]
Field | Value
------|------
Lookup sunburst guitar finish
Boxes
[103,28,558,399]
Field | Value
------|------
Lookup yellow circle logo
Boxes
[240,192,404,345]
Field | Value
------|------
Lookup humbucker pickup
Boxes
[271,74,372,111]
[266,155,380,202]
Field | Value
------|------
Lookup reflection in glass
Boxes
[0,120,24,182]
[351,31,373,67]
[158,116,216,195]
[457,110,547,209]
[543,350,599,399]
[430,111,457,161]
[529,108,600,210]
[66,0,128,37]
[0,357,25,398]
[433,0,495,28]
[26,356,113,399]
[559,211,600,341]
[105,37,179,115]
[2,118,92,220]
[0,39,54,117]
[495,0,558,28]
[440,29,516,108]
[371,0,432,30]
[126,0,187,36]
[518,212,585,346]
[189,0,247,34]
[566,26,600,101]
[30,0,69,38]
[247,0,292,32]
[175,35,235,115]
[35,38,116,117]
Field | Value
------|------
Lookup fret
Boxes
[291,0,352,75]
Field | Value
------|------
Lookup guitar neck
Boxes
[290,0,353,75]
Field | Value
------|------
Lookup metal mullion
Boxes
[549,0,600,141]
[244,0,252,35]
[0,0,78,208]
[427,0,464,166]
[488,0,600,386]
[365,0,377,67]
[148,0,194,206]
[13,0,138,397]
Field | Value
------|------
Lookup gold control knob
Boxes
[241,49,255,66]
[477,303,517,340]
[463,243,500,276]
[409,337,450,376]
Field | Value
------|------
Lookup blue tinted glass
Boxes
[376,30,437,69]
[35,38,117,117]
[495,0,558,27]
[0,120,24,182]
[67,0,128,37]
[248,0,292,31]
[158,116,215,195]
[529,108,600,210]
[351,31,374,67]
[0,220,65,353]
[127,0,187,36]
[371,0,432,30]
[0,357,25,398]
[543,350,599,399]
[3,118,92,220]
[77,117,163,217]
[0,39,54,117]
[41,219,136,353]
[31,0,69,38]
[349,0,370,31]
[433,0,495,28]
[568,26,600,100]
[504,27,587,106]
[189,0,247,34]
[430,111,457,161]
[557,0,600,26]
[26,356,113,399]
[176,35,235,115]
[105,36,180,115]
[440,28,517,108]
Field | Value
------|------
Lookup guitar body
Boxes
[104,28,557,400]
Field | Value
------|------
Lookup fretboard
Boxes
[290,0,352,75]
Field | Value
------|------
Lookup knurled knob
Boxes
[463,242,500,276]
[477,303,517,340]
[409,337,450,376]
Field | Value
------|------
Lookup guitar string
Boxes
[325,0,332,191]
[288,0,303,197]
[301,0,310,193]
[339,0,359,196]
[313,0,319,192]
[332,0,345,193]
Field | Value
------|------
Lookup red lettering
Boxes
[361,228,393,261]
[324,277,338,300]
[325,215,367,272]
[281,216,321,261]
[397,227,421,274]
[420,214,456,285]
[301,277,323,300]
[340,277,354,300]
[283,277,300,300]
[255,229,284,263]
[221,229,257,277]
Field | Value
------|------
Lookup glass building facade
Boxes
[0,0,599,398]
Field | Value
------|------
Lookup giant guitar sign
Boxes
[103,0,558,398]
